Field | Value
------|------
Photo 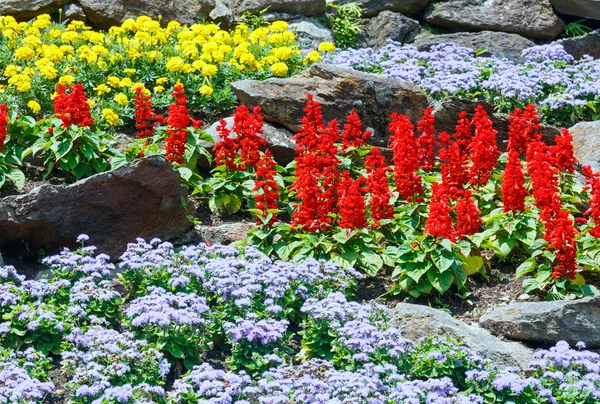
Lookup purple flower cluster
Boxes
[170,363,250,403]
[42,242,114,280]
[224,314,289,345]
[325,41,600,125]
[0,348,54,404]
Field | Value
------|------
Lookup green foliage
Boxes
[239,7,271,30]
[563,20,593,38]
[328,2,364,49]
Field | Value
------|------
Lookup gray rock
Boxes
[204,117,297,165]
[230,0,326,18]
[210,0,234,29]
[568,120,600,172]
[197,222,257,245]
[0,156,195,261]
[424,0,565,40]
[0,253,4,267]
[232,63,429,147]
[389,303,535,369]
[0,0,68,20]
[327,0,429,18]
[289,18,335,50]
[480,297,600,348]
[412,31,536,62]
[558,30,600,60]
[80,0,216,29]
[63,3,88,22]
[358,11,421,48]
[550,0,600,20]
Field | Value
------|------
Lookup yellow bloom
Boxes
[4,65,20,77]
[93,84,111,95]
[102,108,120,126]
[14,46,36,61]
[8,74,31,92]
[154,85,165,93]
[271,62,288,77]
[119,77,133,88]
[199,85,213,96]
[201,64,218,77]
[113,93,128,106]
[156,77,168,85]
[318,42,336,53]
[272,46,294,61]
[87,99,96,108]
[124,68,136,75]
[27,100,41,113]
[59,75,75,85]
[303,50,322,64]
[107,76,121,88]
[166,56,185,72]
[269,21,289,33]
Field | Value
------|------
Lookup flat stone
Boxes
[229,0,326,17]
[568,120,600,172]
[63,2,88,22]
[550,0,600,20]
[389,303,535,369]
[358,11,421,48]
[558,30,600,60]
[480,297,600,348]
[289,18,335,50]
[327,0,430,18]
[0,156,195,260]
[197,222,257,245]
[0,0,68,20]
[424,0,565,40]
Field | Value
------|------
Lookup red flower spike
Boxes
[389,113,423,202]
[133,87,156,139]
[454,190,482,239]
[501,149,527,213]
[416,106,436,171]
[452,111,471,155]
[507,104,542,156]
[365,148,394,226]
[469,105,499,186]
[425,183,456,241]
[341,109,372,153]
[337,171,367,229]
[53,83,94,128]
[551,128,577,174]
[165,84,191,164]
[252,150,280,225]
[0,104,8,153]
[583,166,600,238]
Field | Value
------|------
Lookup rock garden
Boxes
[2,0,600,403]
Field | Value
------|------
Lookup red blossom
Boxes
[337,171,367,229]
[165,84,193,164]
[425,183,456,241]
[439,135,469,200]
[365,147,394,226]
[389,113,423,202]
[133,87,156,139]
[583,165,600,238]
[0,104,8,153]
[416,106,436,171]
[341,109,372,153]
[252,150,280,225]
[501,150,527,213]
[232,105,268,168]
[54,83,94,128]
[551,128,577,173]
[469,105,499,186]
[452,111,471,154]
[507,104,542,156]
[454,190,482,239]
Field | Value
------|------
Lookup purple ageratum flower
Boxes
[522,44,574,63]
[170,363,251,403]
[77,234,90,243]
[42,246,115,279]
[0,352,55,403]
[224,314,288,345]
[90,383,165,404]
[124,286,210,328]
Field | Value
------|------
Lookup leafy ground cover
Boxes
[325,42,600,127]
[2,238,600,404]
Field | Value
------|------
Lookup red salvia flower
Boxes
[551,128,576,173]
[389,113,423,201]
[0,104,8,153]
[425,183,456,241]
[583,165,600,238]
[341,109,372,153]
[501,149,527,213]
[452,111,471,155]
[213,118,240,170]
[165,84,196,164]
[365,147,394,226]
[507,104,542,156]
[232,105,268,168]
[133,87,156,139]
[469,105,499,186]
[439,138,469,200]
[416,106,436,171]
[545,208,578,280]
[252,150,280,225]
[54,83,94,128]
[337,171,367,229]
[454,190,482,239]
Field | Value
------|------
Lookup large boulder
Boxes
[550,0,600,20]
[0,156,195,260]
[327,0,430,18]
[389,303,535,369]
[358,11,421,48]
[0,0,68,20]
[231,63,429,147]
[229,0,326,17]
[412,31,536,62]
[424,0,565,40]
[568,120,600,172]
[289,19,335,50]
[558,30,600,60]
[79,0,216,29]
[480,297,600,348]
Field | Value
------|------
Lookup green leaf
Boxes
[432,252,454,272]
[462,255,484,277]
[429,270,454,294]
[7,168,25,189]
[168,344,185,359]
[515,259,536,279]
[56,139,74,159]
[361,252,383,276]
[178,167,194,181]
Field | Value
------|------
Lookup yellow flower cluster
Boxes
[0,14,333,120]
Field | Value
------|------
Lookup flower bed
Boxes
[2,239,600,403]
[325,42,600,127]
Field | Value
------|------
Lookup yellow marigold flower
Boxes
[9,74,31,92]
[166,56,185,72]
[272,46,294,61]
[156,77,168,85]
[27,100,41,113]
[202,64,218,77]
[282,31,295,42]
[131,82,147,93]
[267,33,284,45]
[14,46,36,61]
[113,93,128,106]
[119,77,133,88]
[87,99,96,108]
[102,108,120,126]
[106,76,121,88]
[91,45,109,57]
[38,64,58,80]
[124,68,136,75]
[199,85,213,96]
[271,62,288,77]
[154,85,165,93]
[318,42,336,53]
[93,84,111,95]
[121,19,138,32]
[4,65,20,77]
[61,31,79,43]
[303,50,322,64]
[59,75,75,85]
[269,21,289,33]
[261,55,278,66]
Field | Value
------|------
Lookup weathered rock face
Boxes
[204,117,297,165]
[0,156,195,260]
[229,0,326,17]
[550,0,600,20]
[424,0,565,40]
[80,0,216,29]
[63,2,88,22]
[232,63,429,147]
[389,303,534,369]
[480,297,600,348]
[412,31,536,62]
[289,19,335,50]
[358,11,421,48]
[568,120,600,172]
[209,0,234,30]
[327,0,430,18]
[558,30,600,60]
[0,0,68,20]
[197,222,257,245]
